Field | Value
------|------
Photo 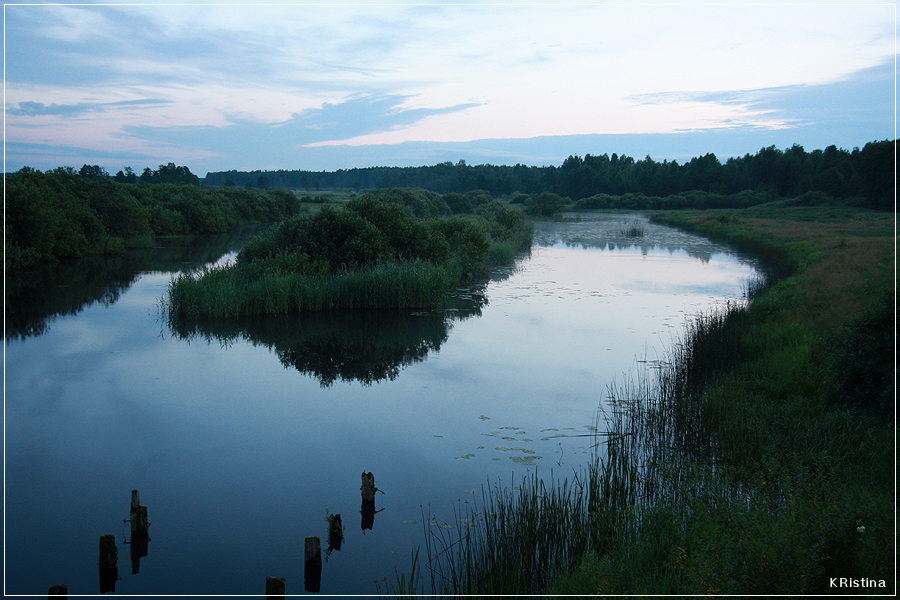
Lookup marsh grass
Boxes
[166,259,453,320]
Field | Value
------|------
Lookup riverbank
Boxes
[411,205,894,595]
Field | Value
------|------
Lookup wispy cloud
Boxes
[7,98,172,117]
[7,101,102,117]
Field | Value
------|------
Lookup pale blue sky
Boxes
[3,2,896,177]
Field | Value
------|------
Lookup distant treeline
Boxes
[205,140,896,210]
[76,161,202,185]
[5,167,301,269]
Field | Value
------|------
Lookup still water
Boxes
[5,214,760,597]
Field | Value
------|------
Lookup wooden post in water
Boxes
[265,576,285,597]
[360,472,376,504]
[98,534,118,594]
[360,472,378,530]
[130,490,150,536]
[304,536,322,593]
[47,583,67,597]
[327,514,343,553]
[129,489,150,574]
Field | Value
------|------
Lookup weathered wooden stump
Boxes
[360,472,376,504]
[98,534,118,593]
[47,583,67,597]
[265,576,285,597]
[304,536,322,593]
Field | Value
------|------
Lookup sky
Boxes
[3,1,896,178]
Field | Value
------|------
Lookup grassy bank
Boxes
[403,205,894,596]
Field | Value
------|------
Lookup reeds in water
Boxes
[618,219,646,238]
[409,305,759,595]
[165,259,454,319]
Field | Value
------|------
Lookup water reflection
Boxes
[167,288,489,386]
[537,213,762,267]
[98,534,118,594]
[127,490,151,575]
[4,227,265,341]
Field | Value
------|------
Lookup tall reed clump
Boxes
[166,259,453,319]
[165,197,531,318]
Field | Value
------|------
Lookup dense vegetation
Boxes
[165,188,532,317]
[405,206,894,596]
[206,139,895,210]
[4,166,301,269]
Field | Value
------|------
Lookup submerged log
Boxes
[304,536,322,593]
[265,576,285,597]
[327,513,343,553]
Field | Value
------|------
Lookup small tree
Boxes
[79,164,108,179]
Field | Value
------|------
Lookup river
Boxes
[4,213,761,597]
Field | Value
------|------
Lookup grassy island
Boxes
[165,188,532,317]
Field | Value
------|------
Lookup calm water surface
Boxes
[5,214,761,598]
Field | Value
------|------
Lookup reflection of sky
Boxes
[4,220,760,595]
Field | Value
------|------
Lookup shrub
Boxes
[524,191,568,216]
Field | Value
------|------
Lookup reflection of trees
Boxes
[167,286,488,387]
[4,228,264,340]
[534,214,762,268]
[5,254,141,340]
